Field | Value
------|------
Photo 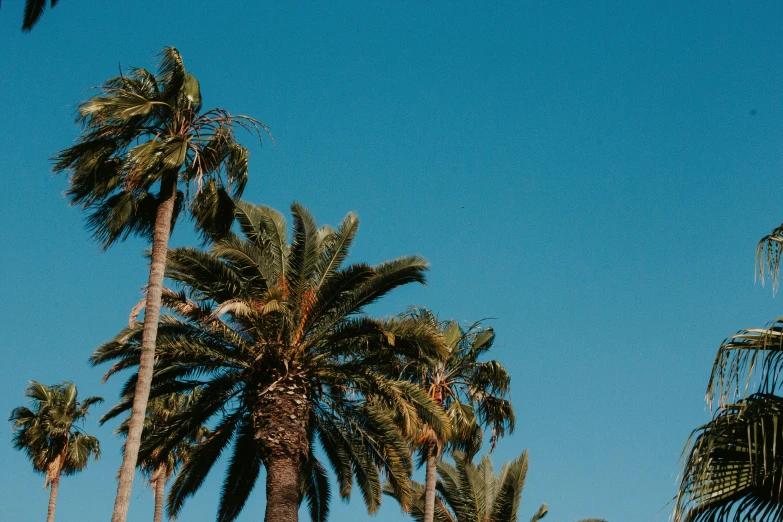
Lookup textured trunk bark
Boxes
[264,456,302,522]
[253,370,311,522]
[46,474,60,522]
[112,174,178,522]
[423,446,439,522]
[152,464,167,522]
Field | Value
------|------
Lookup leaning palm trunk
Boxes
[112,175,178,522]
[152,463,168,522]
[255,372,311,522]
[422,446,439,522]
[46,474,60,522]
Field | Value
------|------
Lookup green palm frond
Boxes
[706,317,783,408]
[757,224,783,293]
[676,393,783,522]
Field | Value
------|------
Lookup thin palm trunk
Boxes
[423,446,439,522]
[152,463,168,522]
[46,474,60,522]
[112,174,178,522]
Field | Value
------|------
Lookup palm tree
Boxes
[52,47,267,522]
[92,201,450,522]
[397,310,515,522]
[386,451,605,522]
[117,391,209,522]
[9,381,102,522]
[388,451,543,522]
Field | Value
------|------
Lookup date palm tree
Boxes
[9,381,102,522]
[92,201,450,522]
[397,310,515,522]
[52,47,266,522]
[117,391,209,522]
[386,451,605,522]
[388,451,544,522]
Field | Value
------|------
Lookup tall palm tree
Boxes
[52,47,267,522]
[9,381,102,522]
[386,451,605,522]
[117,391,209,522]
[397,310,515,522]
[92,201,450,522]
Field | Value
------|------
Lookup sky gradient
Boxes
[1,1,783,521]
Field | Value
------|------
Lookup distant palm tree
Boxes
[52,47,267,522]
[93,201,450,522]
[396,310,514,522]
[387,451,605,522]
[117,391,209,522]
[9,381,102,522]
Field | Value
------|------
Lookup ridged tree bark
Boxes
[112,174,178,522]
[423,445,439,522]
[152,463,168,522]
[46,474,60,522]
[254,371,310,522]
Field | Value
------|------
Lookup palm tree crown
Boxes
[52,47,266,247]
[9,381,102,522]
[93,201,450,522]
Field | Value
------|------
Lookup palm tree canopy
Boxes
[9,381,102,485]
[116,390,208,480]
[52,47,268,248]
[399,309,515,457]
[93,201,450,522]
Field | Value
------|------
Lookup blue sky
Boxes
[1,1,783,521]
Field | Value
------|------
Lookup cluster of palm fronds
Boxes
[675,226,783,522]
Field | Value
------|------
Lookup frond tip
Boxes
[756,223,783,293]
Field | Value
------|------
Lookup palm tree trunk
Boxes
[152,464,167,522]
[254,371,310,522]
[112,174,178,522]
[423,445,439,522]
[46,474,60,522]
[264,455,302,522]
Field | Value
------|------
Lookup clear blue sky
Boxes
[1,1,782,521]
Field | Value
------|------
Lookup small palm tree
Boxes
[53,47,267,522]
[397,310,514,522]
[9,381,102,522]
[93,201,450,522]
[389,451,543,522]
[117,391,209,522]
[387,451,605,522]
